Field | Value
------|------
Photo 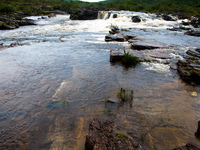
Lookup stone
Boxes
[185,31,200,37]
[132,16,141,23]
[105,35,125,42]
[85,118,147,150]
[162,14,176,21]
[110,50,124,62]
[113,14,118,18]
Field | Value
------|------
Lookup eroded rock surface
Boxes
[85,118,147,150]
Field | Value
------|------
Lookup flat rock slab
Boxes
[130,40,165,50]
[110,50,124,62]
[148,52,171,59]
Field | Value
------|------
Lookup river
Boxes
[0,11,200,150]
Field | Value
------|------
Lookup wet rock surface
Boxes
[85,118,148,150]
[185,30,200,37]
[132,16,141,23]
[173,143,200,150]
[177,48,200,85]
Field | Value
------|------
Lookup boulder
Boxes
[131,16,141,23]
[17,19,36,26]
[162,14,176,21]
[113,14,117,18]
[85,118,147,150]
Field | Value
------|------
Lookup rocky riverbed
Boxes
[0,11,200,150]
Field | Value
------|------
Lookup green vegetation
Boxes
[101,0,200,17]
[116,131,125,139]
[118,88,134,101]
[121,50,140,67]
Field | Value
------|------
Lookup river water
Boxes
[0,11,200,150]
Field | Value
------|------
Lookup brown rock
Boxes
[85,118,147,150]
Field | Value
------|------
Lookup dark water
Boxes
[0,13,200,150]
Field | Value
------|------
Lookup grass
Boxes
[121,50,140,67]
[116,131,125,139]
[118,88,134,102]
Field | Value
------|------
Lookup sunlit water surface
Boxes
[0,12,200,150]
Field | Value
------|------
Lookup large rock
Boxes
[177,48,200,85]
[173,143,200,150]
[162,14,176,21]
[131,16,141,23]
[85,118,147,150]
[17,19,36,26]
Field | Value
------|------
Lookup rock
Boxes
[132,16,141,23]
[185,31,200,37]
[190,18,200,28]
[85,118,147,150]
[113,14,117,18]
[110,50,124,62]
[177,48,200,85]
[105,35,125,42]
[17,19,35,26]
[109,27,120,35]
[195,121,200,137]
[173,143,200,150]
[148,52,171,59]
[162,14,176,21]
[130,43,160,50]
[70,6,107,20]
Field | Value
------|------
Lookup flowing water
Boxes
[0,11,200,150]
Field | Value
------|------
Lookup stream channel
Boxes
[0,11,200,150]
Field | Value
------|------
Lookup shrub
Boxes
[0,5,14,14]
[121,50,140,67]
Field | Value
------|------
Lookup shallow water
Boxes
[0,12,200,150]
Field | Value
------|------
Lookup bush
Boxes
[0,5,14,14]
[121,50,140,67]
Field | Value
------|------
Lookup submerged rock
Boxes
[85,118,147,150]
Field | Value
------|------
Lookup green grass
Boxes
[121,50,140,67]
